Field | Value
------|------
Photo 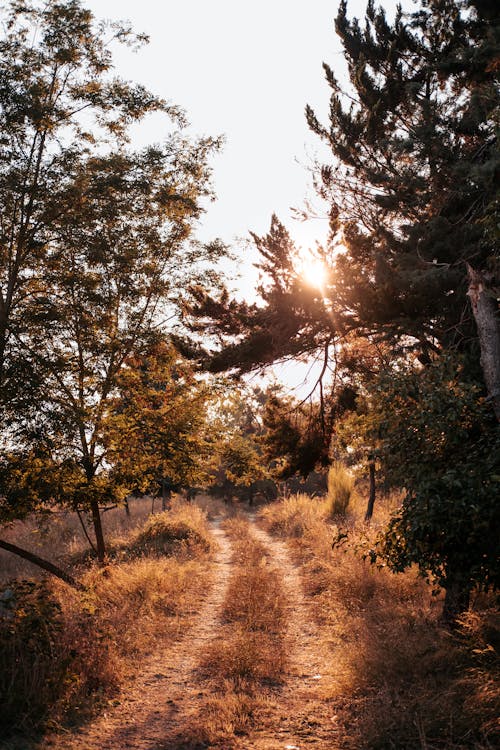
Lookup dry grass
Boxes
[325,461,356,517]
[0,500,215,745]
[259,492,326,537]
[185,516,288,747]
[259,492,500,749]
[0,496,154,582]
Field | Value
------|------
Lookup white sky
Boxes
[85,0,402,394]
[86,0,402,253]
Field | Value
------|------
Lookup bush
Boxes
[0,579,117,738]
[131,505,212,557]
[259,493,324,538]
[325,462,355,518]
[0,580,62,734]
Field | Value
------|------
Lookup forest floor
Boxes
[43,513,343,750]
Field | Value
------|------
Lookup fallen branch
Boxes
[0,539,85,590]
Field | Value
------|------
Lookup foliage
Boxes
[367,357,500,596]
[207,385,273,495]
[0,0,225,561]
[262,391,333,477]
[104,342,213,496]
[306,0,499,355]
[0,580,70,734]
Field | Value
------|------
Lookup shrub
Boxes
[131,505,212,557]
[0,580,63,734]
[259,493,324,538]
[325,462,355,518]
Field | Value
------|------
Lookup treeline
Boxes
[0,0,498,622]
[182,0,500,620]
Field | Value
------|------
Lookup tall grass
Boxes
[259,492,500,749]
[0,500,215,744]
[0,496,154,583]
[325,461,356,517]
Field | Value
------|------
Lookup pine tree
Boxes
[306,0,499,409]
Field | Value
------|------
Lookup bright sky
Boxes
[85,0,402,394]
[86,0,402,254]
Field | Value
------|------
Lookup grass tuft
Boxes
[131,504,212,558]
[324,462,356,518]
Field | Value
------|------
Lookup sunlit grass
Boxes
[259,492,500,749]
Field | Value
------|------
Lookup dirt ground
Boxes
[44,515,342,750]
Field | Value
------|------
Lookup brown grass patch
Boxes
[259,493,500,749]
[0,501,215,745]
[186,517,288,746]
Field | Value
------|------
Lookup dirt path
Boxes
[47,516,341,750]
[243,521,340,750]
[49,523,233,750]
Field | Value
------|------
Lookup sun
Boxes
[302,258,328,289]
[294,250,328,291]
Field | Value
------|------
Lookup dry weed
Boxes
[190,518,288,745]
[0,500,215,743]
[259,492,325,538]
[260,493,500,749]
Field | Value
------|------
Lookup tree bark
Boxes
[90,498,106,564]
[0,538,84,590]
[365,460,376,522]
[467,265,500,421]
[442,579,470,626]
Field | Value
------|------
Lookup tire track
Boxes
[245,520,341,749]
[49,524,232,750]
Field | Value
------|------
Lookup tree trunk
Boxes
[442,579,470,626]
[124,498,131,517]
[90,498,106,564]
[0,539,84,590]
[161,483,171,511]
[467,265,500,421]
[365,460,376,522]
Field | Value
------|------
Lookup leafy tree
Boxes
[0,0,224,564]
[262,392,333,478]
[0,0,173,415]
[183,0,499,615]
[104,342,213,500]
[366,356,500,621]
[207,385,275,504]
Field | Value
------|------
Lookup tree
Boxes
[0,0,224,564]
[366,356,500,621]
[207,385,276,504]
[183,0,499,616]
[104,342,213,501]
[305,0,499,408]
[0,0,173,415]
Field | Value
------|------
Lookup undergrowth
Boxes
[0,500,213,746]
[259,493,500,749]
